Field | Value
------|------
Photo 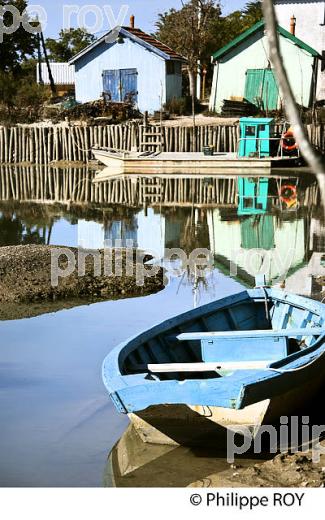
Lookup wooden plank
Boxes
[148,361,273,373]
[177,328,325,341]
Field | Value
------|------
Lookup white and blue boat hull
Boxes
[103,289,325,446]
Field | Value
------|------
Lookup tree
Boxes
[155,1,263,98]
[0,0,38,74]
[0,71,17,111]
[222,1,262,42]
[155,1,222,98]
[46,28,96,62]
[243,1,263,26]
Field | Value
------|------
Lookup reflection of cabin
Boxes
[278,253,325,298]
[104,218,138,248]
[77,209,166,259]
[78,217,138,249]
[209,20,320,113]
[309,218,325,253]
[77,208,203,259]
[208,208,306,285]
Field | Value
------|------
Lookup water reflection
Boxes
[103,424,269,488]
[0,165,323,299]
[0,165,324,487]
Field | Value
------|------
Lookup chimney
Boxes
[290,15,296,36]
[130,15,135,29]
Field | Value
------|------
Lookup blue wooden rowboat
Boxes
[102,288,325,446]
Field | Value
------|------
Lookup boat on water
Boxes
[102,286,325,446]
[93,118,302,178]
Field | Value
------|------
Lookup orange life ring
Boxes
[281,130,298,152]
[280,184,297,207]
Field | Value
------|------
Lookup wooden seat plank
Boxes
[148,361,273,373]
[177,328,325,342]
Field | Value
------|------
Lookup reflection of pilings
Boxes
[0,165,239,206]
[0,164,95,204]
[301,181,323,208]
[0,165,322,209]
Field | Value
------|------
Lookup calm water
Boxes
[0,166,324,487]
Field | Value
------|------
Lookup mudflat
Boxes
[0,245,164,319]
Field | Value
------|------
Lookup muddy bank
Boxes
[105,424,325,488]
[190,448,325,488]
[0,245,164,320]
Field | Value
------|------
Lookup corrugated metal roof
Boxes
[36,63,75,85]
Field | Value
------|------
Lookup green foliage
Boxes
[155,1,222,71]
[0,64,50,123]
[220,1,263,44]
[0,71,16,109]
[15,75,49,107]
[0,0,38,74]
[46,28,96,62]
[155,0,263,68]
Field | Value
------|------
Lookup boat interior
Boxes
[120,294,324,381]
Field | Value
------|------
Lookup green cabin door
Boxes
[263,70,279,111]
[244,69,279,110]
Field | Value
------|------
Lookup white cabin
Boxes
[274,0,325,99]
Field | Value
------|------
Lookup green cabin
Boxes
[209,20,320,113]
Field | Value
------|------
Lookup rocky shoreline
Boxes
[0,245,165,319]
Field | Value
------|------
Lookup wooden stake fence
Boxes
[0,123,240,164]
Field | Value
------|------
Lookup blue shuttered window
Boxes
[102,69,138,103]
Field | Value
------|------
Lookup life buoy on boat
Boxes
[280,184,297,208]
[281,129,298,152]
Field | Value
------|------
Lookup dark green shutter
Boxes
[244,69,279,110]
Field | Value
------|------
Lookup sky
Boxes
[26,0,248,38]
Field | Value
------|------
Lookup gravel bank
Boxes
[0,245,164,318]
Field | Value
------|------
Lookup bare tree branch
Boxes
[262,0,325,206]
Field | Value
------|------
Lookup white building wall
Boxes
[209,30,316,112]
[274,0,325,98]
